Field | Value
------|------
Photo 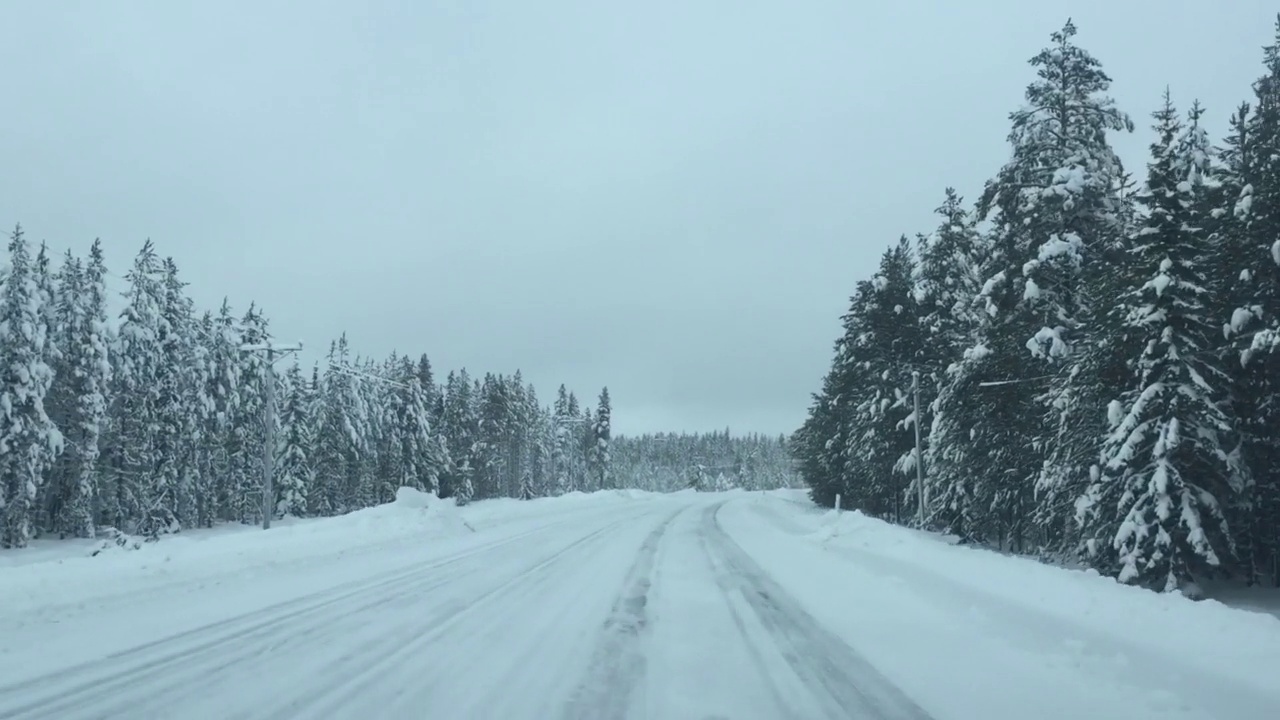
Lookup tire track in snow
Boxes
[701,503,934,720]
[693,526,807,720]
[0,514,606,720]
[265,510,649,719]
[561,506,684,720]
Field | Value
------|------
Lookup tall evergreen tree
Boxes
[933,20,1133,550]
[276,361,313,517]
[50,243,112,538]
[0,226,61,548]
[853,238,924,522]
[589,388,612,490]
[1078,96,1245,593]
[29,242,63,534]
[1222,18,1280,585]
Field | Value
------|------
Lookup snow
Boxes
[3,489,1279,719]
[1023,277,1041,300]
[739,500,1280,720]
[1037,232,1084,263]
[1230,307,1254,334]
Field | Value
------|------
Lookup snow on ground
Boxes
[2,487,1277,719]
[724,496,1280,720]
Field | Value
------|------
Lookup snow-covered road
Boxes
[2,489,1278,719]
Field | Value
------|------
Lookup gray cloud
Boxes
[1,0,1273,436]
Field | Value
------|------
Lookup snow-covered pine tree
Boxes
[275,361,313,517]
[204,299,242,525]
[552,384,575,494]
[566,391,588,490]
[0,226,61,548]
[42,250,82,534]
[104,240,170,535]
[591,387,612,491]
[1079,96,1245,593]
[229,303,270,524]
[392,354,445,496]
[30,242,64,535]
[74,241,112,536]
[439,369,477,504]
[579,406,596,491]
[793,278,879,508]
[475,373,509,500]
[521,382,549,498]
[851,238,923,522]
[935,20,1133,550]
[1221,18,1280,585]
[915,191,984,411]
[146,256,200,534]
[49,242,112,538]
[303,362,339,516]
[914,191,985,529]
[416,353,442,431]
[368,355,398,504]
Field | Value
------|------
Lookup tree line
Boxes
[611,429,799,492]
[793,19,1280,595]
[0,231,615,548]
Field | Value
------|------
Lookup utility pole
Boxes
[912,370,926,527]
[240,341,302,529]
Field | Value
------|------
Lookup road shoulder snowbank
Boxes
[721,495,1280,720]
[0,488,655,618]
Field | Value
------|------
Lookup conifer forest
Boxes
[793,20,1280,594]
[0,229,797,548]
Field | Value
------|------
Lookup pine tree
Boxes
[229,303,270,524]
[1220,20,1280,584]
[204,299,242,525]
[276,362,313,517]
[590,388,612,490]
[391,355,445,496]
[0,226,61,548]
[52,242,112,538]
[794,278,879,509]
[552,385,575,494]
[1079,96,1244,593]
[30,242,63,535]
[43,250,83,534]
[851,238,924,522]
[439,369,478,504]
[934,20,1133,550]
[148,256,199,534]
[104,240,171,534]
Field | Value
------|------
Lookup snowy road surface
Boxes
[2,489,1279,719]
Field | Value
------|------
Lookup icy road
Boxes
[2,490,1279,720]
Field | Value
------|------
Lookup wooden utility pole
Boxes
[913,370,926,527]
[240,341,302,529]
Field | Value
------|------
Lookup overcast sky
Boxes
[0,1,1274,437]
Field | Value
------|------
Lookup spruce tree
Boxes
[0,226,60,548]
[934,20,1133,550]
[105,240,170,534]
[276,361,313,517]
[1223,18,1280,585]
[591,388,612,490]
[52,242,112,538]
[851,238,923,522]
[1079,96,1244,593]
[30,242,63,535]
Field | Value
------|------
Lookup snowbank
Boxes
[0,486,657,618]
[809,508,1280,650]
[716,498,1280,718]
[742,500,1280,718]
